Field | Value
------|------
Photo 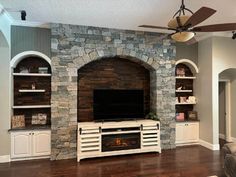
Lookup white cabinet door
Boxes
[185,123,199,141]
[176,122,199,144]
[176,124,185,142]
[32,130,51,156]
[11,131,32,158]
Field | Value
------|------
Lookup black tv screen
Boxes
[93,89,144,121]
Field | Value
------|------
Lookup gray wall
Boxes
[11,26,51,58]
[219,82,225,135]
[176,43,198,64]
[196,38,213,144]
[0,32,11,156]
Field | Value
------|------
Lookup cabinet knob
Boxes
[29,133,31,135]
[32,133,34,135]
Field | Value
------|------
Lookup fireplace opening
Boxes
[102,133,140,152]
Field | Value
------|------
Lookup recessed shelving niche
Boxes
[11,56,51,129]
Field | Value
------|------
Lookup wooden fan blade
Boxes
[146,33,171,44]
[186,37,197,45]
[184,7,216,27]
[139,25,175,31]
[192,23,236,32]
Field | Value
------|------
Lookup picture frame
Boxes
[176,112,185,121]
[188,111,198,121]
[32,113,47,125]
[11,115,25,128]
[38,67,48,74]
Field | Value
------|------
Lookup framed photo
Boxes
[176,112,185,121]
[11,115,25,128]
[176,67,185,77]
[32,113,47,125]
[188,111,198,121]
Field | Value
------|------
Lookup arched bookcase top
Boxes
[10,51,51,68]
[176,59,199,75]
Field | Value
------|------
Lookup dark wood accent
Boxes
[13,108,51,127]
[14,76,51,106]
[0,146,226,177]
[78,57,150,122]
[13,57,51,128]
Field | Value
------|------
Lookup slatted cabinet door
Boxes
[78,126,101,160]
[141,122,160,151]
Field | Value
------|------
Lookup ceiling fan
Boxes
[139,0,236,43]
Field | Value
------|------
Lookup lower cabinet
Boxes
[176,122,199,145]
[11,130,51,159]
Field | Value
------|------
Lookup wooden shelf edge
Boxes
[175,103,196,105]
[175,76,196,79]
[175,90,193,93]
[12,105,51,109]
[13,73,51,77]
[19,89,46,93]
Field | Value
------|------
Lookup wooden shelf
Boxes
[176,90,192,93]
[13,105,51,109]
[175,76,196,79]
[13,73,51,77]
[19,89,46,93]
[175,102,196,105]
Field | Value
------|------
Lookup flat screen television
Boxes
[93,89,144,121]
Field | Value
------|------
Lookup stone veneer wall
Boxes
[51,23,176,160]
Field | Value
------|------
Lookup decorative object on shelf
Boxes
[19,67,29,73]
[32,113,47,125]
[187,96,196,103]
[180,96,187,103]
[145,112,159,121]
[31,83,36,90]
[177,86,182,90]
[11,115,25,128]
[188,111,198,121]
[38,67,48,74]
[176,112,185,121]
[176,67,185,77]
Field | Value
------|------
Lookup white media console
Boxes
[77,119,161,161]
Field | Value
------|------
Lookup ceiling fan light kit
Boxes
[139,0,236,43]
[171,31,195,42]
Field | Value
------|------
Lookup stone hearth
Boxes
[51,23,176,160]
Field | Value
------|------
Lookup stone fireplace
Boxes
[51,23,176,160]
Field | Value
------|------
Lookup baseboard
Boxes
[231,137,236,142]
[0,155,10,163]
[199,139,220,151]
[219,133,226,140]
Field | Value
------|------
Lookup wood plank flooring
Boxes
[0,145,226,177]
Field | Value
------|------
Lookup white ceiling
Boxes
[0,0,236,35]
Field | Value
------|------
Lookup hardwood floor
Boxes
[0,145,226,177]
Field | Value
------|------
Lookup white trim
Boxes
[11,156,50,162]
[231,137,236,142]
[0,155,10,163]
[219,133,226,140]
[10,51,51,68]
[176,59,199,74]
[199,139,220,151]
[225,81,231,142]
[12,21,50,29]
